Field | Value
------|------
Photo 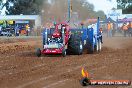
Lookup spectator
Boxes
[128,21,132,37]
[25,24,30,36]
[107,21,112,37]
[15,25,19,36]
[6,25,10,37]
[122,23,128,37]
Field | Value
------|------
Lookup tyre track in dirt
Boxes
[41,37,132,88]
[0,53,98,87]
[0,48,104,88]
[0,47,128,88]
[15,48,127,88]
[41,54,127,88]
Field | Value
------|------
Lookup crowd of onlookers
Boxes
[0,24,31,37]
[106,21,132,37]
[121,22,132,37]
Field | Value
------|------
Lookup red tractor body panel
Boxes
[41,47,63,54]
[42,22,70,55]
[54,22,70,43]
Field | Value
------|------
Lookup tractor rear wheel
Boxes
[36,48,41,57]
[68,34,83,55]
[62,49,66,57]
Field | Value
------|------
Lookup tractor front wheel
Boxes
[62,49,66,57]
[36,48,41,57]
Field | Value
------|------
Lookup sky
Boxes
[87,0,117,14]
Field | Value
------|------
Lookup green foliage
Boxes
[1,0,45,15]
[95,11,106,20]
[117,0,132,14]
[122,5,132,14]
[0,0,106,21]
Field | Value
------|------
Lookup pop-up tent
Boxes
[118,18,132,23]
[105,17,116,23]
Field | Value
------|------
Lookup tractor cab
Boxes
[53,23,69,36]
[47,23,67,44]
[48,23,70,44]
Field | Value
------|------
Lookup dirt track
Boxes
[0,37,132,88]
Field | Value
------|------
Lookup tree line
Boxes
[117,0,132,14]
[0,0,106,22]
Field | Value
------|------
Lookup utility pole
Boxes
[68,0,72,22]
